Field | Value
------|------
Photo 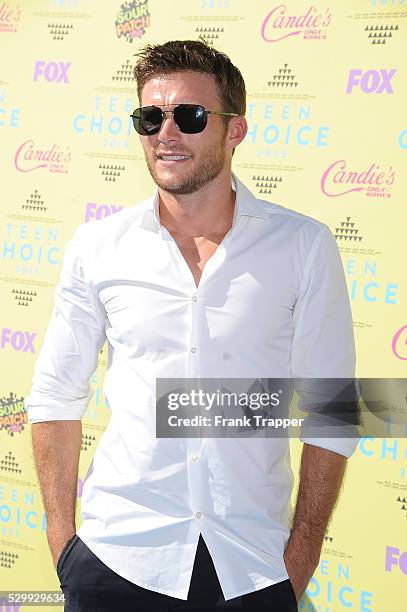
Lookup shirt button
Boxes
[191,455,199,461]
[191,295,197,302]
[190,347,197,353]
[195,512,202,519]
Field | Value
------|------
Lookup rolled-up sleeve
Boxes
[24,225,107,423]
[290,223,360,457]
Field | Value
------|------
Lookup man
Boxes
[25,39,359,611]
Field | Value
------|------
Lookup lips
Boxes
[157,154,191,165]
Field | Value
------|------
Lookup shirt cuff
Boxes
[300,435,360,458]
[25,404,87,423]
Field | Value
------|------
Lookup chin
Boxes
[153,168,192,189]
[156,181,193,195]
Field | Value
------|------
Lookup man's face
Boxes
[138,71,232,195]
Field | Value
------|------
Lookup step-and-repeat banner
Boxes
[1,1,406,610]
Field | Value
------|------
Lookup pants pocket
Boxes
[282,555,298,608]
[283,578,298,610]
[56,534,79,577]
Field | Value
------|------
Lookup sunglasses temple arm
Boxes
[208,111,239,117]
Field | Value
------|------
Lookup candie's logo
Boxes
[261,4,331,43]
[14,139,71,174]
[115,0,150,42]
[320,161,395,198]
[0,2,21,33]
[392,325,407,361]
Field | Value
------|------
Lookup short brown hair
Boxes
[132,39,246,125]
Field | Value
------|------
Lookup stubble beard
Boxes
[145,130,228,195]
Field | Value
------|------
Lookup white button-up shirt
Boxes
[25,171,359,601]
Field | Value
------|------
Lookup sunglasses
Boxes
[130,104,239,135]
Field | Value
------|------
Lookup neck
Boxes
[157,173,236,237]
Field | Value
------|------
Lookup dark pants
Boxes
[57,533,298,611]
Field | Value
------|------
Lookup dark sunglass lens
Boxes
[174,105,206,134]
[133,107,162,135]
[141,107,163,134]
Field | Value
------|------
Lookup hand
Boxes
[47,528,76,570]
[283,548,318,603]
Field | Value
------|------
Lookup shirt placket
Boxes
[182,224,240,529]
[185,283,205,525]
[156,200,241,529]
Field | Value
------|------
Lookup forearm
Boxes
[31,420,82,532]
[285,442,347,563]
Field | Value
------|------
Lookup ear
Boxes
[226,115,247,152]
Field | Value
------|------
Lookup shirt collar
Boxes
[140,171,269,234]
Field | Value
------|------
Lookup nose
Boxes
[157,110,181,142]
